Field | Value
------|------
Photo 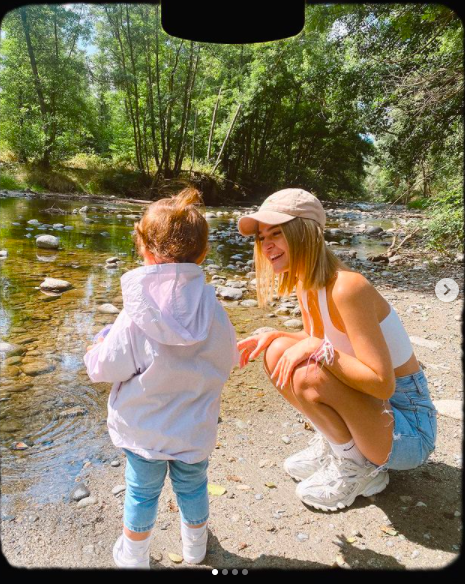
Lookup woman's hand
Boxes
[237,331,280,368]
[271,337,323,389]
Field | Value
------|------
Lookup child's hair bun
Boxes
[173,187,204,210]
[134,186,208,264]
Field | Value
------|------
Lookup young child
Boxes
[84,188,239,568]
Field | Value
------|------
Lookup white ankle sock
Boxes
[181,522,207,540]
[327,438,367,466]
[123,532,151,556]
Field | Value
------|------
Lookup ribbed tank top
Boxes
[302,287,413,369]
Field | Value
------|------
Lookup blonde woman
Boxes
[237,189,437,511]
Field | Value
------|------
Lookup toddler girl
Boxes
[84,188,239,568]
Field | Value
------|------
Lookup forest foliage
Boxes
[0,4,462,248]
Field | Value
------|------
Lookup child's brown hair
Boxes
[134,187,208,263]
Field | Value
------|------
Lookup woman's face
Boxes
[257,222,290,274]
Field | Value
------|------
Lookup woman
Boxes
[237,188,437,511]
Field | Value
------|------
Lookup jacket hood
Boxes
[120,264,217,346]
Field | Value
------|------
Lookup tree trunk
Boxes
[212,103,242,174]
[207,85,222,160]
[20,7,53,167]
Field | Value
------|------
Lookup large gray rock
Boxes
[218,287,243,301]
[36,235,59,249]
[40,277,72,292]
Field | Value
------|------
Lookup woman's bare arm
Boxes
[313,273,396,400]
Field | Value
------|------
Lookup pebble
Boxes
[70,482,90,502]
[97,303,120,314]
[83,544,95,555]
[255,494,264,500]
[296,533,309,542]
[111,460,121,467]
[281,435,291,444]
[77,496,97,508]
[411,550,420,559]
[252,327,277,335]
[112,484,126,495]
[283,319,303,329]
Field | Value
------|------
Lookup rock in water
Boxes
[0,342,25,358]
[97,303,120,314]
[36,235,60,249]
[21,361,56,376]
[40,277,72,292]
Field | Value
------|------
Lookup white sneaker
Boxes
[112,534,151,569]
[283,432,331,481]
[181,522,208,564]
[295,454,389,511]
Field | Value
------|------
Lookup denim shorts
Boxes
[122,449,209,532]
[381,369,437,471]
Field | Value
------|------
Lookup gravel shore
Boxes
[2,269,463,571]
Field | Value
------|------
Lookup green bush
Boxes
[0,171,23,190]
[424,191,464,252]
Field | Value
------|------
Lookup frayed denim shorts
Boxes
[381,369,437,471]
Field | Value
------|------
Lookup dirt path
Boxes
[2,261,462,571]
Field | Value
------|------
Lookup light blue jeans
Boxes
[123,449,209,533]
[380,369,437,471]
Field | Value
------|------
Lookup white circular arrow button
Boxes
[435,278,459,302]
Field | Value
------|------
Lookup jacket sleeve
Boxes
[83,310,139,383]
[228,318,241,368]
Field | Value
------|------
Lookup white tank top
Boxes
[302,287,413,369]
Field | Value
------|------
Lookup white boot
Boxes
[181,521,208,564]
[112,533,151,569]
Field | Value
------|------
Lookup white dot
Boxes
[222,569,228,575]
[212,569,218,575]
[232,569,238,575]
[242,569,248,575]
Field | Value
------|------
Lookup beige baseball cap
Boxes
[237,188,326,236]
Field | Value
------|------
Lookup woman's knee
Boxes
[263,336,297,374]
[292,363,323,403]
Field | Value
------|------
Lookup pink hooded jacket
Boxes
[84,263,239,463]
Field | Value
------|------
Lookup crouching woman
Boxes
[237,188,437,511]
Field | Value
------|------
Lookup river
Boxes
[0,191,421,515]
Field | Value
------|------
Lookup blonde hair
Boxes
[254,217,346,306]
[134,187,208,263]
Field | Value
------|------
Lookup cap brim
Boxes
[237,211,295,236]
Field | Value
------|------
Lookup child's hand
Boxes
[86,336,104,352]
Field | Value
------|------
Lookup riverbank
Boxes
[2,268,463,570]
[0,160,246,206]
